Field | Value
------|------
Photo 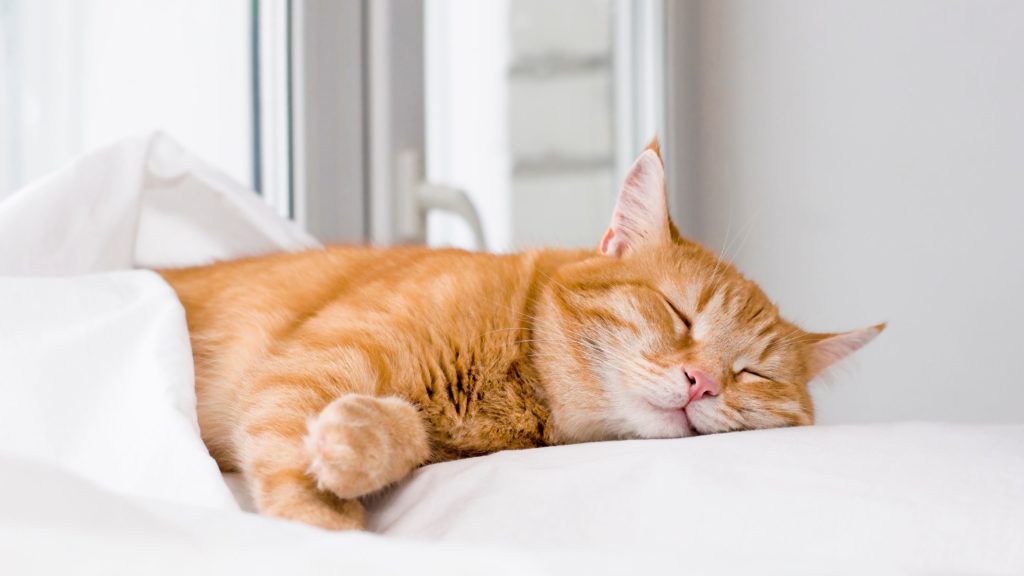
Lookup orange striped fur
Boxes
[160,141,883,530]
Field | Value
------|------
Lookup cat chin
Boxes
[591,383,694,439]
[616,400,698,439]
[647,406,698,438]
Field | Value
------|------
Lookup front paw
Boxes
[304,394,427,499]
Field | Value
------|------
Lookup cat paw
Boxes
[305,394,429,499]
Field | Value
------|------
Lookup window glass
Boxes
[0,0,253,198]
[425,0,664,252]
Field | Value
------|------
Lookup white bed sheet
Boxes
[368,422,1024,573]
[4,424,1023,575]
[1,135,1021,575]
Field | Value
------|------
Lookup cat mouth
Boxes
[645,400,700,436]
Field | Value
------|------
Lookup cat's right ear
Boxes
[599,139,672,257]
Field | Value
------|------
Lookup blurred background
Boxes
[1,0,1022,425]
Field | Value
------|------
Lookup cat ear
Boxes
[806,323,886,379]
[599,139,671,257]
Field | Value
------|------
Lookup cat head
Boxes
[535,140,884,441]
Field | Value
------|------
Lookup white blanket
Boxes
[0,272,234,509]
[1,135,1021,575]
[0,131,316,274]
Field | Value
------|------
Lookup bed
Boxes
[2,134,1021,575]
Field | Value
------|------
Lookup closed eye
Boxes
[662,297,692,329]
[739,368,772,381]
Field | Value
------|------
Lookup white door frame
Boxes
[291,0,369,243]
[258,0,426,245]
[271,1,684,247]
[366,0,426,246]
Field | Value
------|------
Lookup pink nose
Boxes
[685,368,720,402]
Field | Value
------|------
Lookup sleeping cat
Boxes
[161,141,883,531]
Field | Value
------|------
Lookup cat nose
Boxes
[684,368,720,402]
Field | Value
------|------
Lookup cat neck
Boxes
[518,248,608,445]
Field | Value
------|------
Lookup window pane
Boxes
[425,0,664,252]
[0,0,253,198]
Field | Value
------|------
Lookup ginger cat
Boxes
[161,142,883,530]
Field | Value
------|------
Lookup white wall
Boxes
[678,1,1024,423]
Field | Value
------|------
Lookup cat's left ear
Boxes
[599,139,672,257]
[805,323,886,379]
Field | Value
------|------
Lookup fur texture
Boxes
[160,142,883,530]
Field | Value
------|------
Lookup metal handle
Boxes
[396,149,488,251]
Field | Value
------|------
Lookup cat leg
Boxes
[239,389,429,530]
[305,394,431,500]
[253,465,366,531]
[239,387,368,530]
[238,341,429,530]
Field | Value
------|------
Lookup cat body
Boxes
[161,142,883,530]
[166,247,574,467]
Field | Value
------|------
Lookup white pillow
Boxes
[0,271,235,509]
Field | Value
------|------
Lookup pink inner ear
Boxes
[600,150,669,256]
